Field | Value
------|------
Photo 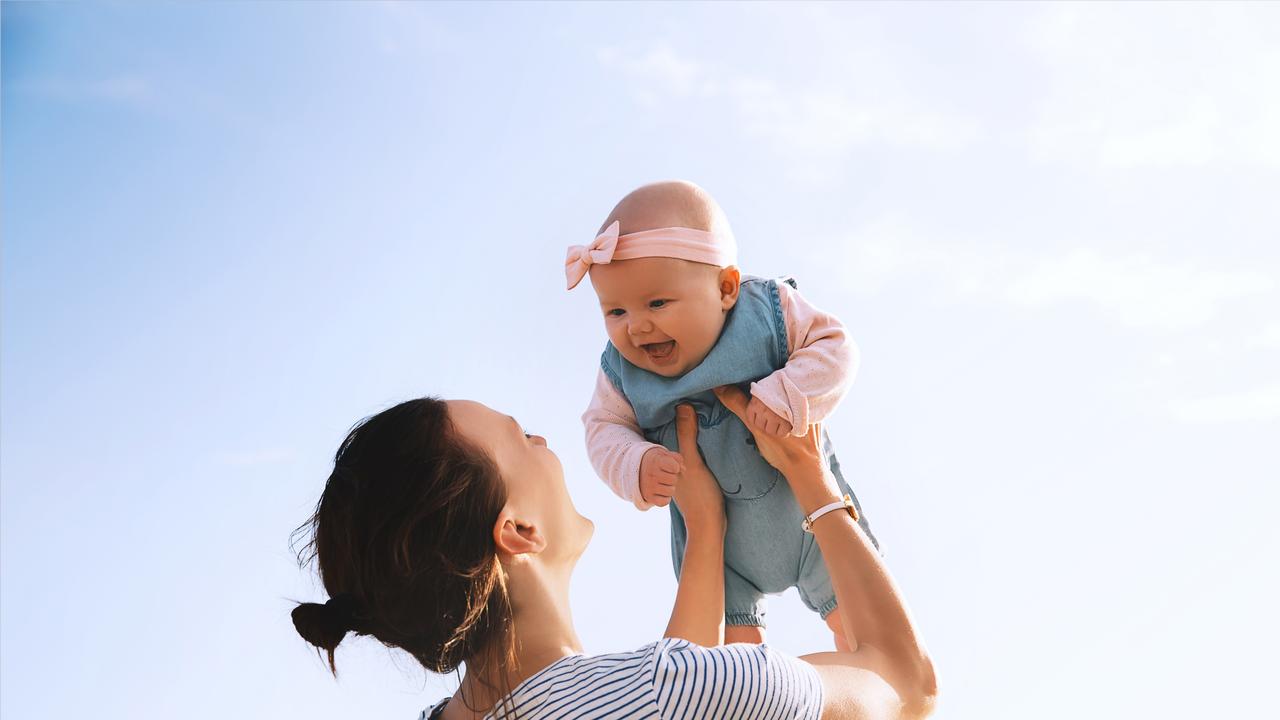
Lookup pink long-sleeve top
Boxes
[582,280,858,510]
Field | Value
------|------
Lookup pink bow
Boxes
[564,220,620,290]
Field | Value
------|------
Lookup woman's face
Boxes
[445,400,594,564]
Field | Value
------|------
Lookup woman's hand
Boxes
[712,386,837,509]
[672,404,726,536]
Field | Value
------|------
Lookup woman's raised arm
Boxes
[714,385,938,720]
[661,404,727,648]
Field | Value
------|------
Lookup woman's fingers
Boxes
[671,404,727,531]
[714,384,827,478]
[712,385,751,421]
[675,404,702,464]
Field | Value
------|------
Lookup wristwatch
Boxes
[802,494,858,532]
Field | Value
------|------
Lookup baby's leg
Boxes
[824,609,853,653]
[724,564,768,644]
[725,624,766,645]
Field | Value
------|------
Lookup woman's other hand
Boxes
[712,386,824,474]
[672,404,726,536]
[712,386,839,511]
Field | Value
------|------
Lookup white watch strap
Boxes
[802,494,857,532]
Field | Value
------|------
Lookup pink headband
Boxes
[564,220,738,290]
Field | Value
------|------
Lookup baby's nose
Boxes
[627,317,653,334]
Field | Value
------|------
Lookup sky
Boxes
[2,2,1278,718]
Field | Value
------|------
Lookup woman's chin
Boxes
[569,515,594,559]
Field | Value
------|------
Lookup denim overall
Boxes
[601,277,878,626]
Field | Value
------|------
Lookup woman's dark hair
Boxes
[290,397,514,689]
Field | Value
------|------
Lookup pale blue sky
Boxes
[2,2,1277,719]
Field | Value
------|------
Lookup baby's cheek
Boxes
[604,323,629,349]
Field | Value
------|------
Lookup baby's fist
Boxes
[746,396,793,437]
[639,446,683,507]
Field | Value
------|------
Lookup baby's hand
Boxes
[640,446,684,507]
[747,396,793,437]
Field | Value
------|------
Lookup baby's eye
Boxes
[649,299,668,309]
[607,308,626,317]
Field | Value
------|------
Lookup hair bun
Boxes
[292,593,360,651]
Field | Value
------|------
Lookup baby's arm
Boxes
[583,369,684,510]
[748,280,859,437]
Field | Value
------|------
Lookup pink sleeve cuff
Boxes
[619,444,655,510]
[749,372,811,436]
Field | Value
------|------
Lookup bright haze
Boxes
[2,3,1277,719]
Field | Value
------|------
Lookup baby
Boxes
[568,181,879,648]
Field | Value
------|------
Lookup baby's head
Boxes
[567,181,741,377]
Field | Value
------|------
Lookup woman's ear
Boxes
[719,266,741,310]
[493,511,548,557]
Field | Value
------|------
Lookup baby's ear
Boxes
[718,266,741,310]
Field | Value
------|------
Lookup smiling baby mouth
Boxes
[642,340,676,360]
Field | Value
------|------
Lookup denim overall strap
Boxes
[600,276,790,426]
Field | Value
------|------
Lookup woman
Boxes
[291,385,937,719]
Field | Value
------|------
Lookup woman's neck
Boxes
[446,560,582,719]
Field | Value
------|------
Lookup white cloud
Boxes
[727,77,978,156]
[1025,3,1280,169]
[1170,382,1280,424]
[1005,250,1274,331]
[598,45,980,164]
[597,46,704,101]
[373,2,463,54]
[828,216,1275,332]
[1247,324,1280,350]
[831,215,1003,296]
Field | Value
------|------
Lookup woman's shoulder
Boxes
[648,639,825,719]
[418,639,821,719]
[418,642,670,720]
[419,698,448,720]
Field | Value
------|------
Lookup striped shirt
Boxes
[418,638,823,720]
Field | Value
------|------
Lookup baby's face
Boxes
[589,257,737,378]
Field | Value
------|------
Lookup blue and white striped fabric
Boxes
[419,638,822,720]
